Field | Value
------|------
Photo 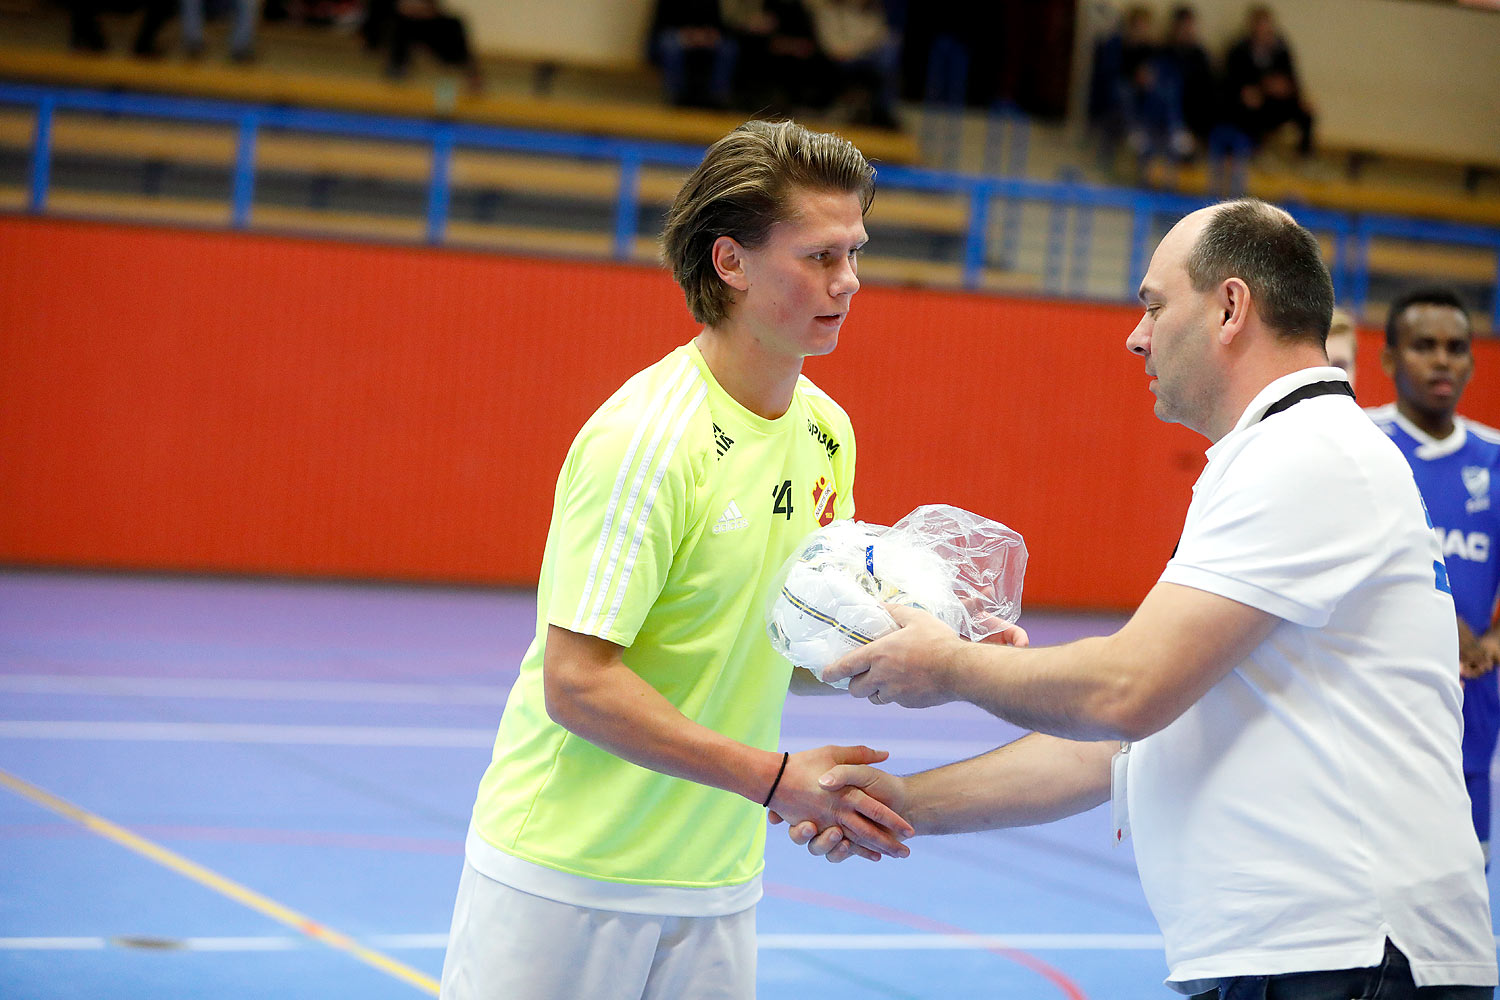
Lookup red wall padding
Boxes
[3,216,1495,608]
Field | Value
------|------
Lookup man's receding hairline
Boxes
[1184,199,1295,290]
[1191,199,1293,252]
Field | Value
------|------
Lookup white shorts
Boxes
[438,859,757,1000]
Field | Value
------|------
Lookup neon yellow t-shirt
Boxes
[468,341,856,909]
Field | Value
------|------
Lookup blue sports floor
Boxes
[2,570,1496,999]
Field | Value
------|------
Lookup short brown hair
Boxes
[662,120,876,326]
[1185,198,1334,345]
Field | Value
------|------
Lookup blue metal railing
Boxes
[4,81,1498,329]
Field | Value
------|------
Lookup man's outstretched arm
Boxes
[784,733,1116,862]
[824,582,1280,742]
[543,624,913,859]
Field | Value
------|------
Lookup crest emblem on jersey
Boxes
[1463,466,1490,514]
[811,477,838,527]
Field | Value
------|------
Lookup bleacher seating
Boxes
[0,9,1494,329]
[0,45,922,164]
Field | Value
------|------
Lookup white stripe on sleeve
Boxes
[575,361,705,636]
[571,357,693,632]
[599,380,708,637]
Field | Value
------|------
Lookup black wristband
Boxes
[762,751,790,808]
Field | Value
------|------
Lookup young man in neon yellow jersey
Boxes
[438,120,914,1000]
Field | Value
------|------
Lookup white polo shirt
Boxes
[1134,367,1496,993]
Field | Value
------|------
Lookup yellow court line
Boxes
[0,767,440,995]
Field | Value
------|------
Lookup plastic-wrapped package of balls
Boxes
[765,504,1028,688]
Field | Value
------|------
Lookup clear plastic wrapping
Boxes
[765,504,1028,687]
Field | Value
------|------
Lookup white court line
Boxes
[181,936,300,951]
[0,674,987,726]
[7,932,1500,953]
[0,675,509,705]
[371,934,451,949]
[0,721,496,747]
[758,934,1167,950]
[0,933,1165,951]
[0,721,995,758]
[0,675,979,727]
[13,720,1497,779]
[0,937,107,950]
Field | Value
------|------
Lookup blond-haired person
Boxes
[438,120,912,1000]
[1326,306,1357,386]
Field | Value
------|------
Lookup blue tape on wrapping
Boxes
[866,544,875,576]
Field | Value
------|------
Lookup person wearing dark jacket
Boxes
[1223,4,1314,156]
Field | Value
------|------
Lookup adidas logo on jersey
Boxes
[713,500,749,534]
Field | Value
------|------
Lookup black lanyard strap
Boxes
[1171,378,1356,559]
[1257,380,1355,423]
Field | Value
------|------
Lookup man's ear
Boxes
[1380,344,1397,380]
[712,236,750,292]
[1217,277,1251,345]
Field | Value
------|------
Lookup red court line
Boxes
[765,881,1090,1000]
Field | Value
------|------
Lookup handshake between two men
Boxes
[762,506,1032,864]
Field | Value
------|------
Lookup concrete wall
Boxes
[454,0,653,69]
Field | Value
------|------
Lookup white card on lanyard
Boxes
[1111,741,1131,845]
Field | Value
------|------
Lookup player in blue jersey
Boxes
[1368,286,1500,860]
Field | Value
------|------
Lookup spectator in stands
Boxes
[66,0,176,57]
[1115,6,1158,111]
[181,0,259,63]
[1223,4,1315,157]
[1085,2,1122,133]
[649,0,739,110]
[1087,5,1189,180]
[1085,3,1137,171]
[1158,5,1214,148]
[804,0,902,129]
[721,0,825,115]
[360,0,395,51]
[382,0,483,94]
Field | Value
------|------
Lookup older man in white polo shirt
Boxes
[789,198,1497,999]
